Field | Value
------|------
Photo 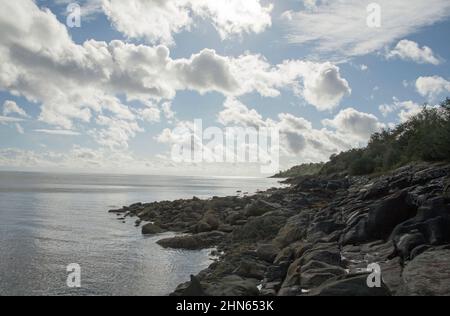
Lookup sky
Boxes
[0,0,450,176]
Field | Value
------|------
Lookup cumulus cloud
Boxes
[3,100,28,117]
[190,0,273,40]
[300,62,351,111]
[283,0,450,58]
[102,0,273,45]
[138,107,161,123]
[0,0,351,146]
[322,107,385,141]
[416,76,450,99]
[387,40,441,65]
[218,98,266,127]
[161,102,176,120]
[156,99,383,171]
[0,0,352,164]
[91,115,143,149]
[379,99,423,123]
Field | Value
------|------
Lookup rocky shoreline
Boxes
[110,162,450,296]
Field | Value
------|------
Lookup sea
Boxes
[0,171,282,296]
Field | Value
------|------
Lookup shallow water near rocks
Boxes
[0,171,281,296]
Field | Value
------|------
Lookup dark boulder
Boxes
[280,258,302,289]
[401,250,450,296]
[444,177,450,200]
[233,214,287,242]
[391,199,450,247]
[379,257,403,295]
[244,200,279,217]
[265,262,290,282]
[256,244,279,263]
[157,231,226,250]
[362,180,390,200]
[204,275,260,296]
[181,275,206,296]
[273,214,308,248]
[234,260,267,280]
[141,223,164,235]
[394,231,427,260]
[308,219,345,239]
[300,261,346,289]
[299,248,342,267]
[367,190,417,239]
[341,219,369,245]
[310,274,391,296]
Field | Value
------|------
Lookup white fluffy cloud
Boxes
[216,99,379,161]
[284,0,450,58]
[139,107,161,123]
[0,0,355,172]
[300,62,351,110]
[3,100,28,117]
[379,99,422,123]
[1,100,27,133]
[416,76,450,99]
[102,0,273,44]
[218,98,266,127]
[322,107,385,141]
[0,0,351,145]
[387,40,441,65]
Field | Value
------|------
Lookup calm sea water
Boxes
[0,171,281,296]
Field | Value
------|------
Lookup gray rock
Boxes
[402,250,450,296]
[157,231,226,250]
[234,260,267,280]
[300,261,346,289]
[281,258,302,288]
[182,275,206,296]
[299,248,342,267]
[233,214,287,242]
[265,262,290,282]
[379,257,403,295]
[204,275,260,296]
[256,244,279,263]
[141,223,164,235]
[310,274,391,296]
[244,200,278,217]
[444,177,450,200]
[362,180,390,200]
[273,246,294,265]
[274,214,308,248]
[308,219,345,236]
[367,190,417,239]
[395,231,427,260]
[341,218,369,245]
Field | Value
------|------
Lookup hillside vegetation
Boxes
[272,163,324,178]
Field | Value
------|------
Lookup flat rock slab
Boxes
[310,274,391,296]
[402,249,450,296]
